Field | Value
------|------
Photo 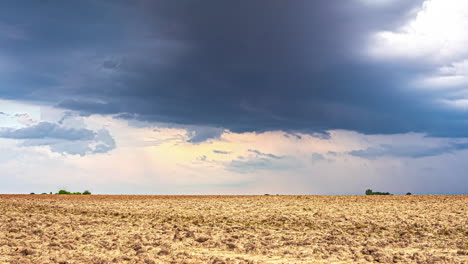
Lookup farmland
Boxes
[0,195,467,263]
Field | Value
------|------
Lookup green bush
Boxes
[365,189,392,195]
[56,189,91,195]
[406,192,412,195]
[58,190,71,194]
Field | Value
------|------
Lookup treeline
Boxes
[365,189,413,195]
[365,189,392,195]
[57,189,91,195]
[30,189,91,195]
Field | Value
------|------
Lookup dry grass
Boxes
[0,195,467,263]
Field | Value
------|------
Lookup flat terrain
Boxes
[0,195,467,264]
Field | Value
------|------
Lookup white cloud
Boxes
[368,0,468,63]
[368,0,468,110]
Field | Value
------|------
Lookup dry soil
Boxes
[0,195,467,263]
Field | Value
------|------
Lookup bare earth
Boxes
[0,195,467,264]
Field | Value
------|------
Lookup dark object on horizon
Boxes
[56,189,91,195]
[41,193,47,195]
[365,189,391,195]
[406,192,412,195]
[264,194,270,196]
[30,192,35,195]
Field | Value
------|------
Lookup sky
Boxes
[0,0,467,194]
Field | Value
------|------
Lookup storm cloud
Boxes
[1,0,467,138]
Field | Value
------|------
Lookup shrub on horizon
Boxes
[56,189,91,195]
[365,189,392,195]
[58,190,71,195]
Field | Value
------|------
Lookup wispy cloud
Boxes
[213,150,231,154]
[226,156,300,174]
[349,142,468,159]
[248,149,284,159]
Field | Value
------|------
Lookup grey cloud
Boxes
[57,111,74,125]
[349,142,468,159]
[117,115,225,143]
[0,0,467,139]
[226,148,299,173]
[311,153,325,161]
[92,129,116,154]
[0,122,116,156]
[248,149,283,159]
[226,156,299,174]
[187,127,224,143]
[284,133,302,140]
[213,150,231,154]
[0,122,95,141]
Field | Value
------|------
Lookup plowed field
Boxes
[0,195,467,263]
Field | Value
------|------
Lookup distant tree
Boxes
[406,192,412,195]
[365,189,392,195]
[30,192,35,195]
[41,193,47,195]
[56,189,91,195]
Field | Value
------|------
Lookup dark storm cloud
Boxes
[1,0,466,137]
